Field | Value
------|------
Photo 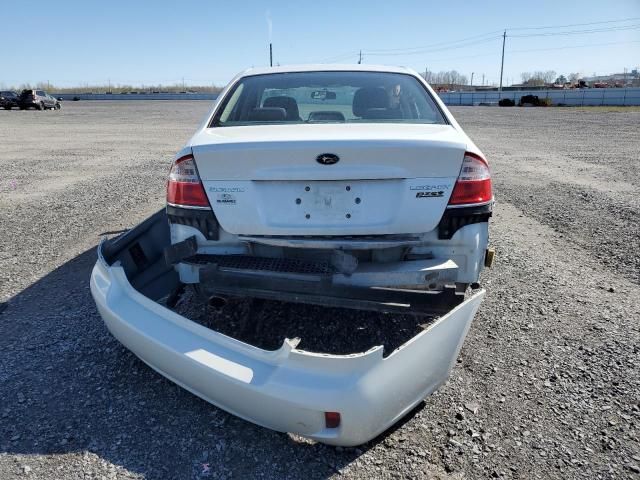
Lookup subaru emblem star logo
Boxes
[316,153,340,165]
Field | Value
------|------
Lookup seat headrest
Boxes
[247,107,287,122]
[263,96,300,121]
[352,87,389,117]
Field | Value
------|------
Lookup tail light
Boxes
[448,152,493,206]
[166,154,211,208]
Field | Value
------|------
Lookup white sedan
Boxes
[91,64,493,446]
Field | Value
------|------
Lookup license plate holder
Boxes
[301,182,361,220]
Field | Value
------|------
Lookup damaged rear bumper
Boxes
[90,209,485,446]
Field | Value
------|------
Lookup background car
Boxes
[0,91,19,110]
[18,89,59,110]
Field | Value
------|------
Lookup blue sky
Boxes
[1,0,638,88]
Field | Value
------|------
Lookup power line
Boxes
[509,39,640,53]
[327,23,639,60]
[363,36,501,56]
[318,51,360,63]
[418,39,640,63]
[508,16,640,31]
[314,16,640,70]
[322,16,640,57]
[323,17,640,60]
[510,24,640,38]
[362,30,503,54]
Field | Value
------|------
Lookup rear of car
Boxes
[18,90,38,109]
[91,65,493,446]
[166,68,493,308]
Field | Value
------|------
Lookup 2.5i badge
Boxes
[416,191,444,198]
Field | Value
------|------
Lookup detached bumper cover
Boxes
[90,209,485,446]
[91,261,483,446]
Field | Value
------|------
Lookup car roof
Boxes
[237,64,418,78]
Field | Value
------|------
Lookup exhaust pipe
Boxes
[207,295,228,309]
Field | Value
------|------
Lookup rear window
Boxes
[212,71,445,127]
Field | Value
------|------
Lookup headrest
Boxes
[352,87,389,117]
[263,96,300,120]
[247,107,287,122]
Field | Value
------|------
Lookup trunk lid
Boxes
[191,124,467,236]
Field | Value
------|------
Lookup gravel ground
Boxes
[0,102,638,479]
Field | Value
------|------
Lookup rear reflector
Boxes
[324,411,341,429]
[448,152,493,206]
[166,154,210,208]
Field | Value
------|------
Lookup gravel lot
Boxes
[0,102,638,479]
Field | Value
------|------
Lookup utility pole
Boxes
[182,77,185,90]
[270,43,273,67]
[358,50,362,64]
[482,73,485,86]
[470,72,474,87]
[499,30,506,93]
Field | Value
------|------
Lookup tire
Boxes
[55,104,61,110]
[3,107,10,110]
[38,102,45,110]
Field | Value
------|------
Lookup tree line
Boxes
[520,71,582,86]
[423,70,469,86]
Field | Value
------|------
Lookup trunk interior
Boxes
[100,209,454,357]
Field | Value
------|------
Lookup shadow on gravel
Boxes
[0,246,425,479]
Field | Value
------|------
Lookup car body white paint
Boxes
[171,64,490,288]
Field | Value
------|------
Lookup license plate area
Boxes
[249,178,406,232]
[298,181,363,221]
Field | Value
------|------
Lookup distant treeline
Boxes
[6,83,224,94]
